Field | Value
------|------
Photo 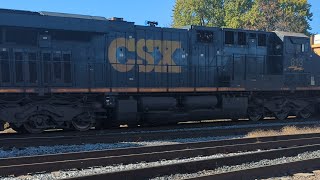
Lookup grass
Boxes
[0,123,16,134]
[0,128,16,134]
[246,126,320,138]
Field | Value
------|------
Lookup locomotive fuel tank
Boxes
[140,97,177,111]
[116,99,138,124]
[140,97,178,124]
[183,96,218,110]
[183,96,218,121]
[138,96,247,124]
[222,97,248,118]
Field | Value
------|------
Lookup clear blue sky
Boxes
[0,0,319,33]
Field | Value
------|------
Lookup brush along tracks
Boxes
[1,120,320,149]
[1,133,320,179]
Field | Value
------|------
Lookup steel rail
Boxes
[1,134,320,177]
[67,144,320,180]
[1,120,319,149]
[1,118,317,140]
[1,132,320,167]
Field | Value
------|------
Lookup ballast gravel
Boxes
[152,150,320,180]
[0,135,242,158]
[1,150,258,180]
[0,143,139,159]
[2,150,320,180]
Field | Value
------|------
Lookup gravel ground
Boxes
[152,150,320,180]
[1,120,319,179]
[0,135,242,158]
[2,150,320,180]
[1,150,258,180]
[0,143,139,159]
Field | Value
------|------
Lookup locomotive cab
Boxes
[273,31,312,87]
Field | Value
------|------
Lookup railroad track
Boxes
[1,133,320,179]
[1,119,319,149]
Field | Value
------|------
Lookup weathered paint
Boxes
[108,38,183,73]
[288,57,304,71]
[0,88,35,93]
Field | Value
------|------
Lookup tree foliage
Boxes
[247,0,313,33]
[224,0,253,29]
[172,0,224,28]
[172,0,313,33]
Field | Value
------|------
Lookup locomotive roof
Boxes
[0,8,108,21]
[39,11,107,21]
[273,31,308,41]
[0,8,312,39]
[0,8,136,33]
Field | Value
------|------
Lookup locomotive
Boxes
[0,8,319,133]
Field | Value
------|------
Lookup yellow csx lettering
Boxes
[108,38,182,73]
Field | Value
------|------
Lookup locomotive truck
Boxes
[0,8,319,133]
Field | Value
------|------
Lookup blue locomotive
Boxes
[0,9,318,133]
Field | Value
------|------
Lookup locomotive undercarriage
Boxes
[0,95,103,133]
[248,94,315,121]
[0,92,318,133]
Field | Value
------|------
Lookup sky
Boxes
[0,0,319,33]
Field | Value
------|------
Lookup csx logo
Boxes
[108,38,186,73]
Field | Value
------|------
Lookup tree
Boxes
[172,0,224,28]
[171,0,313,34]
[224,0,253,29]
[245,0,313,33]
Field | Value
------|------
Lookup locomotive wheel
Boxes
[248,107,263,121]
[274,111,289,120]
[23,115,48,134]
[72,113,94,131]
[298,106,312,119]
[274,108,290,121]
